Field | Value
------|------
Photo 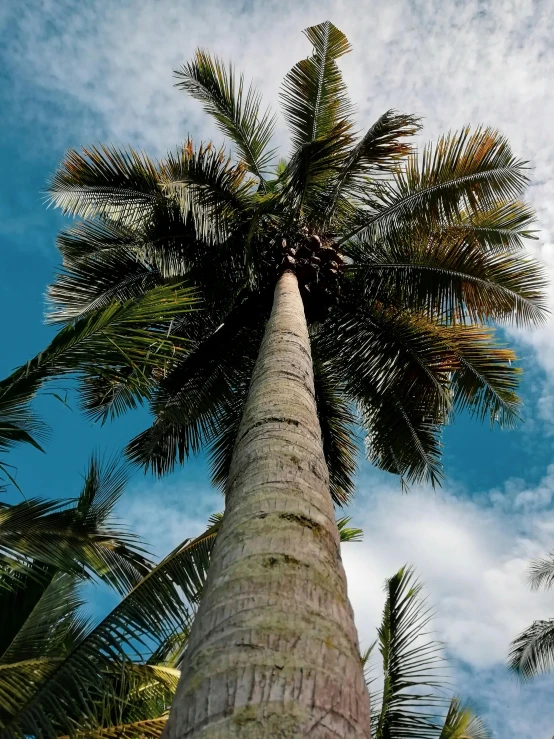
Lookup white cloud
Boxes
[346,465,554,667]
[118,472,222,558]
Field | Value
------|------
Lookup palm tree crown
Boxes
[27,20,545,502]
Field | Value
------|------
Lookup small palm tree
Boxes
[0,455,169,738]
[367,566,489,739]
[4,20,547,735]
[510,549,554,678]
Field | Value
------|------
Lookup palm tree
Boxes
[0,455,165,738]
[4,20,547,735]
[510,549,554,678]
[366,566,489,739]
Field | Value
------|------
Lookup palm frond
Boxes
[528,552,554,591]
[48,146,162,224]
[325,110,421,218]
[0,373,48,457]
[0,522,217,739]
[161,140,255,245]
[0,573,85,665]
[175,52,276,184]
[2,284,198,428]
[445,325,520,426]
[0,456,151,594]
[315,304,450,485]
[126,292,267,480]
[48,220,165,324]
[336,517,363,542]
[312,352,358,505]
[374,566,445,739]
[509,619,554,679]
[348,205,547,327]
[281,21,352,148]
[345,127,531,246]
[439,698,490,739]
[56,716,168,739]
[280,21,354,217]
[316,291,524,485]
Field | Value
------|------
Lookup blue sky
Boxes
[2,1,554,735]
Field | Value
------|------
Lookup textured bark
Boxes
[163,270,371,738]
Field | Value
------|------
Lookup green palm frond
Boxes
[373,566,445,739]
[56,716,168,739]
[345,127,530,245]
[281,21,352,148]
[0,573,85,665]
[325,110,421,217]
[312,353,358,505]
[48,220,165,324]
[175,52,276,184]
[348,206,547,327]
[280,21,354,216]
[48,146,162,224]
[161,140,255,244]
[336,517,363,542]
[126,291,266,479]
[365,391,444,488]
[0,456,151,593]
[316,305,450,485]
[444,325,520,426]
[1,284,197,429]
[317,297,523,485]
[439,698,490,739]
[509,619,554,679]
[0,374,48,456]
[0,522,217,739]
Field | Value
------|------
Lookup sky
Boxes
[1,0,554,735]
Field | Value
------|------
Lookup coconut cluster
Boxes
[279,229,345,321]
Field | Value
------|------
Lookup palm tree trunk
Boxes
[164,270,370,737]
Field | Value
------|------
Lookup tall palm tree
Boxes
[4,20,547,735]
[510,549,554,678]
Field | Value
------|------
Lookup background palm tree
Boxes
[0,455,167,738]
[1,19,547,735]
[510,549,554,678]
[365,566,488,739]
